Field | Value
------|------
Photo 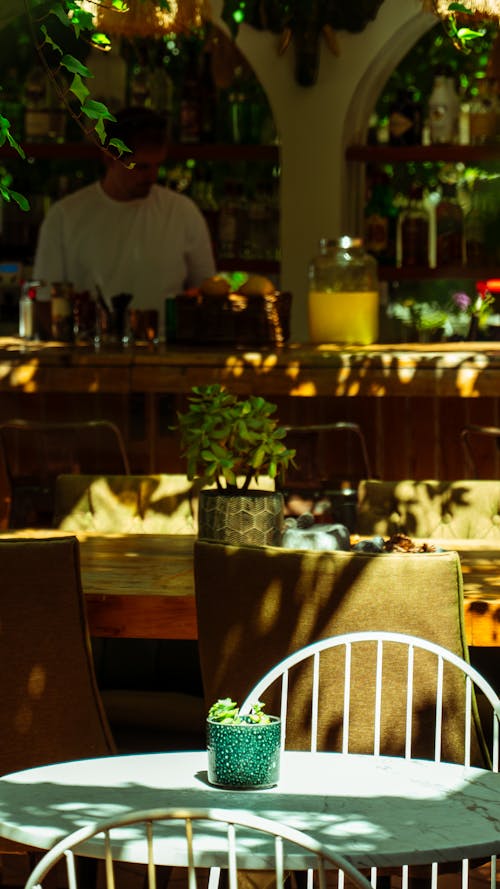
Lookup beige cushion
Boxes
[357,479,500,539]
[55,474,203,534]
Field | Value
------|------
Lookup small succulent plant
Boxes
[207,697,271,725]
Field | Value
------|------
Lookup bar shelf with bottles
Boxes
[0,26,281,274]
[345,142,500,282]
[344,24,500,288]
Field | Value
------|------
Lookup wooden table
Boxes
[78,533,500,648]
[2,531,499,646]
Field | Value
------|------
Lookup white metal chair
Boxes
[23,807,373,889]
[240,630,500,889]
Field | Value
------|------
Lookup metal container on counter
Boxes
[19,281,39,339]
[308,236,379,345]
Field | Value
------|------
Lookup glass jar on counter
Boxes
[51,281,74,342]
[308,236,379,345]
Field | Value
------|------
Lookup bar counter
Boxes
[0,338,498,398]
[1,338,499,480]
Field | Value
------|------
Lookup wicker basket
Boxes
[174,291,292,346]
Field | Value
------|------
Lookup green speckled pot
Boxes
[207,716,282,789]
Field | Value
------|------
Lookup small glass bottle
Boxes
[397,185,430,267]
[435,181,465,267]
[363,172,398,266]
[388,88,422,146]
[428,74,459,144]
[308,236,379,345]
[469,77,497,145]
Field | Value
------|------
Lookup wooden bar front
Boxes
[1,339,500,489]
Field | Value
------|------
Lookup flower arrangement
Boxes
[451,284,494,339]
[387,283,495,342]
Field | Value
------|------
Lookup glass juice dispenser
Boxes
[308,236,379,345]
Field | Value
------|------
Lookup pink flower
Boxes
[452,292,471,312]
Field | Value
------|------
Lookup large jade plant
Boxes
[177,384,296,492]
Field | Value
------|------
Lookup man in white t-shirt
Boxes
[33,107,216,329]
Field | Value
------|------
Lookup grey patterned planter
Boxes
[198,489,284,546]
[207,715,282,788]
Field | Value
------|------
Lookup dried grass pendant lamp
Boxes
[94,0,212,37]
[422,0,500,20]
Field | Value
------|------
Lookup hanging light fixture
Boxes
[86,0,212,38]
[422,0,500,20]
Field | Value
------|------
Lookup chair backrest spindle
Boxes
[311,651,320,752]
[373,639,384,756]
[342,641,352,755]
[405,645,414,760]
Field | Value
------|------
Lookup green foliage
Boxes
[176,384,296,492]
[375,21,497,125]
[207,698,271,724]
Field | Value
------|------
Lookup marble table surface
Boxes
[0,751,499,870]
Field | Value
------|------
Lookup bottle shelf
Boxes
[378,266,500,281]
[346,144,500,163]
[218,258,280,273]
[0,142,280,162]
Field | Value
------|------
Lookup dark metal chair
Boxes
[461,424,500,479]
[277,421,372,529]
[0,418,130,527]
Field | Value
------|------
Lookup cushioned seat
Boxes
[54,473,204,534]
[194,540,469,728]
[357,479,500,539]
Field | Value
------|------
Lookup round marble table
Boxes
[0,751,499,870]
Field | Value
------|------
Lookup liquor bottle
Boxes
[469,77,497,145]
[24,65,66,143]
[428,73,459,144]
[364,173,398,266]
[217,180,244,259]
[87,44,127,114]
[179,45,201,144]
[435,181,465,267]
[396,185,430,267]
[0,67,24,140]
[199,50,217,143]
[388,88,422,146]
[24,65,50,142]
[464,181,487,267]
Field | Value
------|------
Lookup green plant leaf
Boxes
[90,32,113,49]
[82,98,116,121]
[49,1,72,27]
[108,137,132,155]
[9,190,30,211]
[69,7,95,35]
[5,130,25,160]
[95,118,107,143]
[40,25,63,55]
[69,73,90,103]
[61,54,93,77]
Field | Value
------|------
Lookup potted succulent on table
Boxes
[206,697,282,789]
[176,384,296,545]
